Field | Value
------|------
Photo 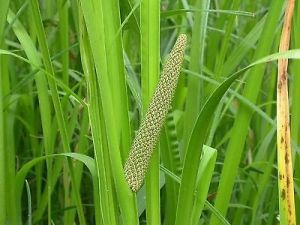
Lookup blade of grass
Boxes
[101,0,132,163]
[4,94,18,225]
[183,0,210,151]
[276,0,296,224]
[57,0,69,85]
[191,146,217,225]
[79,2,138,224]
[222,16,265,76]
[266,184,280,225]
[56,1,72,223]
[0,1,10,224]
[25,180,32,225]
[251,144,277,225]
[28,0,69,155]
[67,107,91,223]
[183,69,275,125]
[160,112,182,225]
[290,1,300,223]
[140,0,160,224]
[161,152,229,225]
[79,9,112,225]
[15,153,97,208]
[214,0,241,78]
[205,1,231,70]
[161,8,254,18]
[232,128,276,224]
[0,51,7,225]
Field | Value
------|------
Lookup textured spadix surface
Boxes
[124,34,187,192]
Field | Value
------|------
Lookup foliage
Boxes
[0,0,299,224]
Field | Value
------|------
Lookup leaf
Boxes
[15,153,97,221]
[175,49,300,225]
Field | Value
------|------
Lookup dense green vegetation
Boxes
[0,0,299,224]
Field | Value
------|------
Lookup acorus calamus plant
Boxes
[276,0,296,224]
[124,34,187,192]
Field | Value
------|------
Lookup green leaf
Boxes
[175,49,300,225]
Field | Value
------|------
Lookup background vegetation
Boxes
[0,0,299,224]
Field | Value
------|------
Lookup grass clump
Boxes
[0,1,299,225]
